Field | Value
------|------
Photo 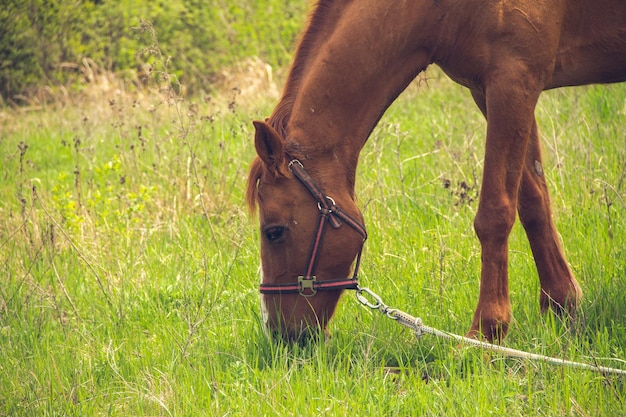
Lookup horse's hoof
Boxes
[467,318,510,344]
[540,279,582,317]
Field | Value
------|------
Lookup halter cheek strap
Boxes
[259,158,368,297]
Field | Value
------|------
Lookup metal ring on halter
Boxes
[288,159,304,169]
[318,196,336,212]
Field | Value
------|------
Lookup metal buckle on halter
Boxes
[298,276,318,297]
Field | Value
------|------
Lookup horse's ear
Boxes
[253,120,286,174]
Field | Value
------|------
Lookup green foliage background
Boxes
[0,0,306,100]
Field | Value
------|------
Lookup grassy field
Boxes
[1,64,625,416]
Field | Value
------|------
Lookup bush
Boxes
[0,0,307,102]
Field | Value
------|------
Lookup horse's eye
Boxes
[264,226,286,242]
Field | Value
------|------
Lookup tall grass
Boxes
[1,67,625,415]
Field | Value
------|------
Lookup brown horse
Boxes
[247,0,626,342]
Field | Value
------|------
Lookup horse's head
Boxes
[247,120,367,342]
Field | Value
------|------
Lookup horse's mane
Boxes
[268,0,339,138]
[247,0,343,213]
[246,157,264,213]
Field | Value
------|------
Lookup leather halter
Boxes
[259,158,368,297]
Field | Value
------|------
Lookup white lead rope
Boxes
[355,286,626,377]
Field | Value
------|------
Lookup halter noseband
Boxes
[259,158,368,297]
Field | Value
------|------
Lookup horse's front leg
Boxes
[517,119,582,315]
[467,80,539,342]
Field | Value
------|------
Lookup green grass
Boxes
[1,70,625,416]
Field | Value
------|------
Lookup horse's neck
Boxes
[282,2,435,168]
